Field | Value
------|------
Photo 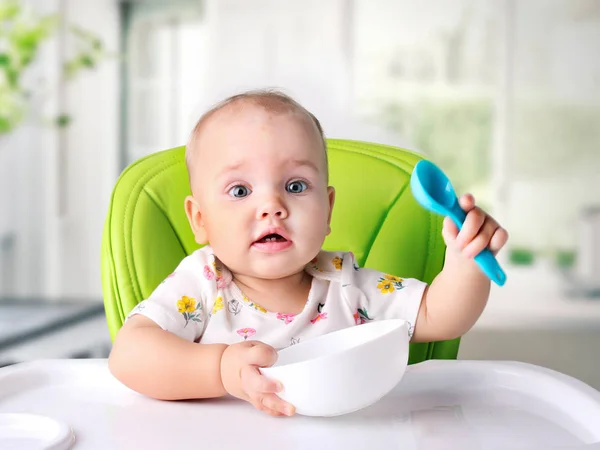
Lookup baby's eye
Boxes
[286,180,308,194]
[228,185,251,198]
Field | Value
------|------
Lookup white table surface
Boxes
[1,359,600,450]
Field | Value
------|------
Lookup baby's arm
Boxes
[109,315,227,399]
[412,193,508,343]
[108,250,294,415]
[411,256,490,342]
[109,315,294,416]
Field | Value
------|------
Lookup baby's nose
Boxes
[257,197,288,219]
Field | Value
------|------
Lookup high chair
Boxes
[2,139,594,447]
[101,139,458,364]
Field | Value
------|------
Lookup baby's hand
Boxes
[442,193,509,259]
[220,341,295,417]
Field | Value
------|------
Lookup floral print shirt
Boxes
[127,246,427,349]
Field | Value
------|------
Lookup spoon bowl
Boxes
[411,159,459,213]
[411,160,507,286]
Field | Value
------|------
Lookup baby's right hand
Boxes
[220,341,295,417]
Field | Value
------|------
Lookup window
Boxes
[121,0,600,271]
[123,0,205,165]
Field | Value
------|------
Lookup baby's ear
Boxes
[326,186,336,234]
[184,195,208,245]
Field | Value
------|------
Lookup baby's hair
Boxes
[185,89,328,189]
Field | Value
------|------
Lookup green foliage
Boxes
[508,247,536,266]
[55,113,71,128]
[507,247,576,268]
[0,0,109,135]
[63,25,106,80]
[555,249,576,269]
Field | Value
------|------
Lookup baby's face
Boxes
[187,106,335,280]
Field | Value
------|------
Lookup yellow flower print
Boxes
[177,296,196,313]
[377,280,394,294]
[248,302,267,314]
[384,274,404,283]
[241,294,267,313]
[176,295,203,327]
[332,256,343,270]
[377,274,405,293]
[211,296,224,315]
[212,261,222,277]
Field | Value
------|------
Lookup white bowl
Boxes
[260,319,410,417]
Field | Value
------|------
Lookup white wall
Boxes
[0,0,120,299]
[0,127,44,296]
[53,0,120,298]
[0,0,62,297]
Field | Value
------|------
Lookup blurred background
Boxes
[0,0,599,387]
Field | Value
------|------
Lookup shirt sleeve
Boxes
[340,252,427,339]
[125,250,215,342]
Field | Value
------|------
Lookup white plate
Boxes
[0,413,74,450]
[0,359,599,450]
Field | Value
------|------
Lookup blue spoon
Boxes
[410,159,506,286]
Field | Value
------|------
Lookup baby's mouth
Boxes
[255,233,288,244]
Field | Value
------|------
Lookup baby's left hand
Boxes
[442,193,509,259]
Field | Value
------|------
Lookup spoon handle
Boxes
[448,204,507,287]
[474,250,507,286]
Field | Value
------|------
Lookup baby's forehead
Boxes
[202,100,309,134]
[192,103,320,157]
[186,100,327,191]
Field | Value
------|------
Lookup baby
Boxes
[108,90,508,417]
